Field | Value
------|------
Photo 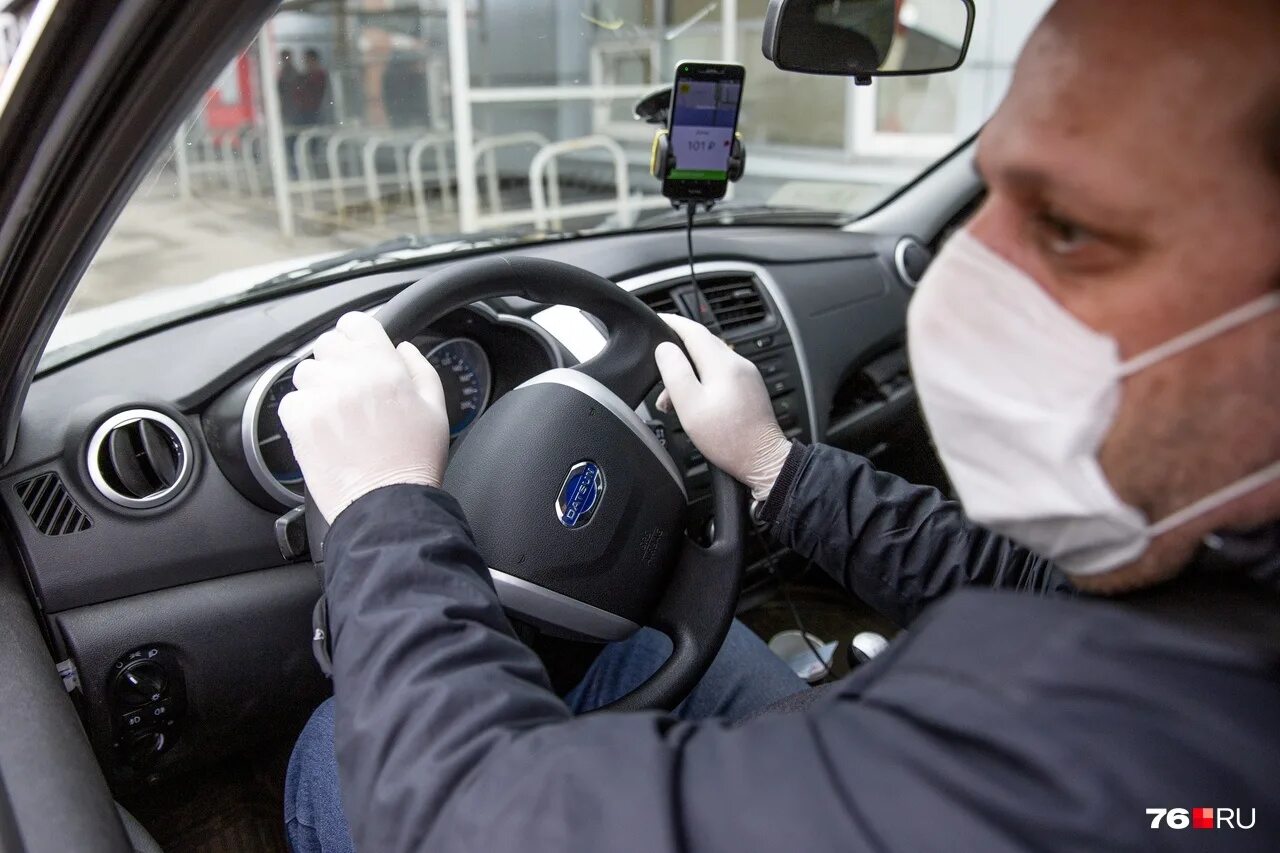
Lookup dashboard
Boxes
[0,224,935,787]
[248,335,494,503]
[231,305,562,509]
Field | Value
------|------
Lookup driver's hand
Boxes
[279,311,450,524]
[654,314,792,502]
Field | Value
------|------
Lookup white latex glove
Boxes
[278,311,450,524]
[654,314,792,502]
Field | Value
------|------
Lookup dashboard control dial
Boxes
[118,659,167,705]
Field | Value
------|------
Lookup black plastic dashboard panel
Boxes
[0,223,921,783]
[14,228,874,464]
[204,305,560,513]
[767,244,912,438]
[51,563,327,786]
[2,226,896,617]
[7,410,283,613]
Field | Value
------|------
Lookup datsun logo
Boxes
[556,461,605,528]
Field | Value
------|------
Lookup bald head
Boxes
[1030,1,1278,181]
[967,0,1280,592]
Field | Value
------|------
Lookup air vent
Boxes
[700,275,770,333]
[14,472,92,536]
[87,410,193,509]
[638,288,678,315]
[894,237,932,289]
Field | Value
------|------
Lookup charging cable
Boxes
[685,201,699,289]
[749,525,833,681]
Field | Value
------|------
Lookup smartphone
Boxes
[662,61,745,202]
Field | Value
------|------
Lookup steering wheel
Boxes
[304,255,745,712]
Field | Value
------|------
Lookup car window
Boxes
[0,0,41,90]
[47,0,1050,362]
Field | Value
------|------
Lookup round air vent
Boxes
[87,409,193,509]
[894,237,933,290]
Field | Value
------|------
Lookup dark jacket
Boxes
[322,442,1280,852]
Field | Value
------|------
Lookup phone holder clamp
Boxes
[650,129,747,184]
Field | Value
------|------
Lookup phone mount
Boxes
[649,129,747,186]
[635,84,747,208]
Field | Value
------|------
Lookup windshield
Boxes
[47,0,1052,366]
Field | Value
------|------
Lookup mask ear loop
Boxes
[1149,460,1280,539]
[1123,292,1280,538]
[1118,292,1280,378]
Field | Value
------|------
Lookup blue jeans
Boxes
[284,619,805,853]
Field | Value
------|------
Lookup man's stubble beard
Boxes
[1082,321,1280,594]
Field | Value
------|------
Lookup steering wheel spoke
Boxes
[592,469,746,713]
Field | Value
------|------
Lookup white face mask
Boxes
[907,230,1280,576]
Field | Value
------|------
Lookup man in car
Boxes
[279,1,1280,850]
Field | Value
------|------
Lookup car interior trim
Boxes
[489,567,639,641]
[241,357,306,508]
[468,303,568,369]
[894,236,925,289]
[529,303,609,363]
[241,304,563,509]
[519,368,687,498]
[86,408,194,509]
[617,261,822,440]
[847,140,978,240]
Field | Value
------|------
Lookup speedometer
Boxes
[255,371,305,500]
[242,359,307,506]
[423,338,491,436]
[244,337,492,508]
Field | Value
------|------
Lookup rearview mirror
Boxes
[762,0,975,83]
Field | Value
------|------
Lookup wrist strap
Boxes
[759,441,810,526]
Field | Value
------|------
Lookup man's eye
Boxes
[1034,211,1094,255]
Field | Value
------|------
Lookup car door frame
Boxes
[0,0,275,848]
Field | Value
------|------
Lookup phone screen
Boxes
[663,63,744,200]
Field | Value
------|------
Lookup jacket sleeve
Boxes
[762,443,1071,626]
[322,484,1076,853]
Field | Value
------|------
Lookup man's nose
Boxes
[963,197,1006,255]
[962,196,1038,282]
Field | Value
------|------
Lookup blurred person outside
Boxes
[382,53,430,129]
[296,48,329,128]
